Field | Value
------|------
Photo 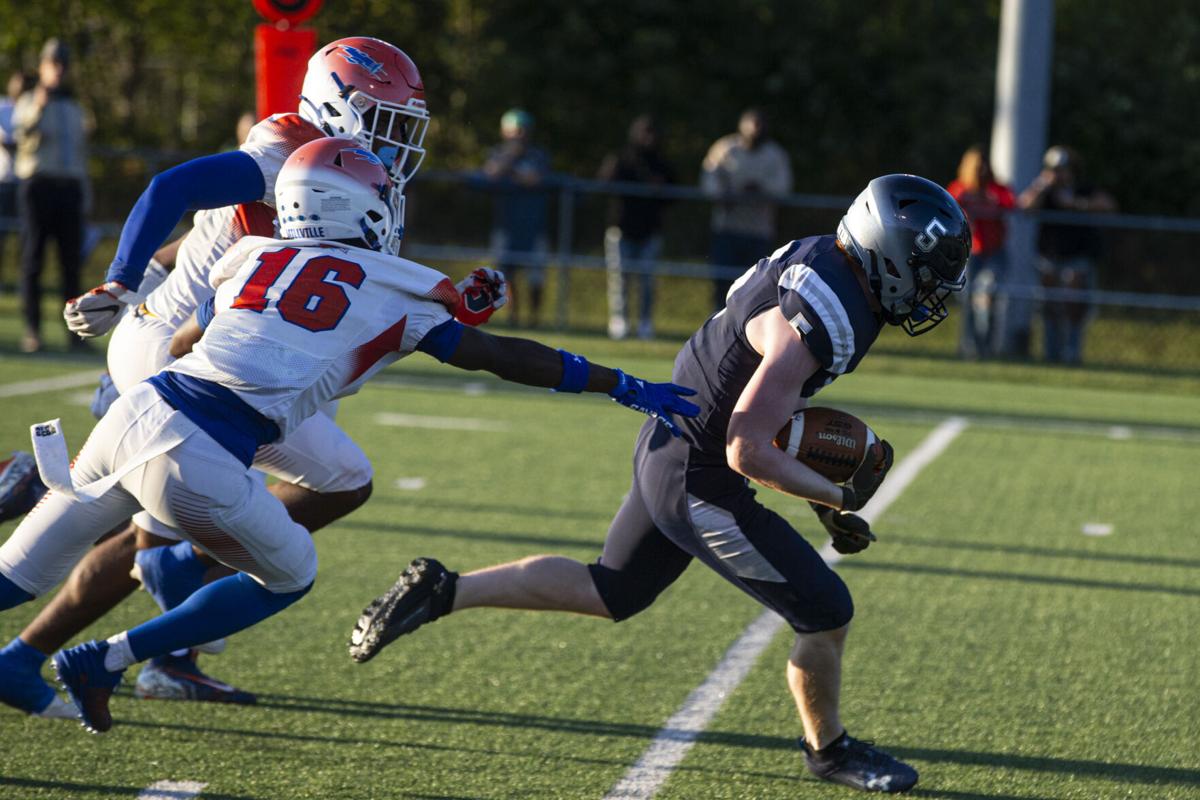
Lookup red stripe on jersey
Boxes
[260,113,323,155]
[425,277,459,312]
[347,316,407,384]
[234,202,277,238]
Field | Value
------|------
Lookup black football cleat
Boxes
[348,558,457,663]
[799,733,918,793]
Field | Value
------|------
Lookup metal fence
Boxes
[397,169,1200,372]
[10,150,1200,373]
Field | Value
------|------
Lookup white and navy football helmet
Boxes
[275,138,394,252]
[837,174,971,335]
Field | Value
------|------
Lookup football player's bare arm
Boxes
[727,308,845,509]
[443,325,619,393]
[169,312,204,359]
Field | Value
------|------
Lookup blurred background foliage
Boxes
[1,0,1198,216]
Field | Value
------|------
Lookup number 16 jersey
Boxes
[167,235,462,440]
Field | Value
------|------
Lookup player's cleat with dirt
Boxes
[52,640,125,734]
[134,650,256,704]
[349,557,457,663]
[799,733,918,793]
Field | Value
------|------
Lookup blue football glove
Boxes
[608,370,700,437]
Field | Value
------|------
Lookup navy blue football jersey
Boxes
[671,235,883,458]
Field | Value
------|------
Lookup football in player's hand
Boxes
[774,407,879,484]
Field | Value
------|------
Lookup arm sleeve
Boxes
[106,151,266,291]
[414,318,466,363]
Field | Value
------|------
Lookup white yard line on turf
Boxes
[0,369,98,398]
[374,412,510,432]
[135,780,208,800]
[602,416,969,800]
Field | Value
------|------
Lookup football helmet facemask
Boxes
[275,138,394,252]
[299,37,428,254]
[837,174,971,335]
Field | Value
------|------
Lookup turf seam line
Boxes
[135,779,208,799]
[601,416,968,800]
[0,370,98,398]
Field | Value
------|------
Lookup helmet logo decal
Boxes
[338,45,386,79]
[914,218,948,253]
[347,147,384,166]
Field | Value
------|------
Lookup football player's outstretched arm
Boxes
[64,152,267,339]
[727,308,847,509]
[437,324,699,435]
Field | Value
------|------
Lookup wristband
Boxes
[554,349,590,393]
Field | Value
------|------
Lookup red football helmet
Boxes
[275,138,394,252]
[299,37,428,253]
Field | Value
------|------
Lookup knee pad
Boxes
[587,561,665,622]
[771,572,854,634]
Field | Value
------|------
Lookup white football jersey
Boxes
[167,236,460,439]
[142,113,323,328]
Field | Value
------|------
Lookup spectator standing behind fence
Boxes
[1019,146,1116,365]
[947,145,1015,360]
[598,114,675,340]
[701,108,792,311]
[13,39,88,354]
[482,108,551,327]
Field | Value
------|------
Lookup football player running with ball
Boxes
[0,137,699,734]
[349,174,971,794]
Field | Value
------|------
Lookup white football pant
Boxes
[0,383,317,596]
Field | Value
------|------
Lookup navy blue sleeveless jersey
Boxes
[671,235,883,458]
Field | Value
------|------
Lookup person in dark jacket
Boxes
[598,115,675,339]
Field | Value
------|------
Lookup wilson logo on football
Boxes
[817,432,858,449]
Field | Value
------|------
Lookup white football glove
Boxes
[454,267,508,326]
[64,281,145,339]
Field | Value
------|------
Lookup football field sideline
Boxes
[603,417,968,799]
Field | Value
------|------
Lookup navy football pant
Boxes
[588,420,853,634]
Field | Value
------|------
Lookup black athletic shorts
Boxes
[588,419,853,633]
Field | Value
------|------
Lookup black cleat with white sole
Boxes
[349,558,458,663]
[799,733,918,793]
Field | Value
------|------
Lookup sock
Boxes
[0,636,48,667]
[127,572,311,662]
[169,649,189,658]
[0,573,34,611]
[103,631,136,672]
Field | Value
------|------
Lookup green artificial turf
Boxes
[0,328,1197,799]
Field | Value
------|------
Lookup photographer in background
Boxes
[1019,146,1116,365]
